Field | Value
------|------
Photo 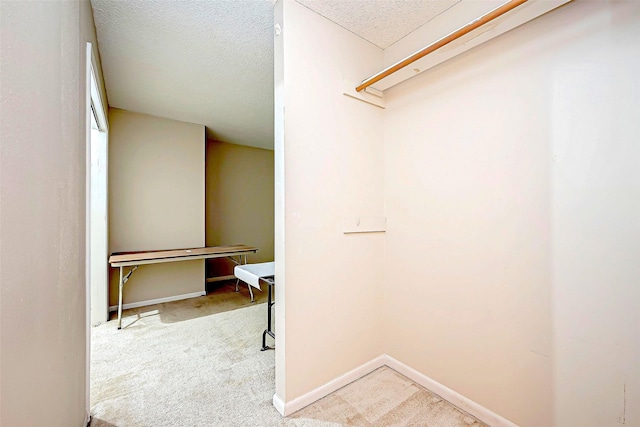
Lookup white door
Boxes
[90,123,108,326]
[86,41,109,422]
[88,47,109,326]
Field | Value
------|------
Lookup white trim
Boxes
[272,394,285,416]
[282,355,387,415]
[277,354,519,426]
[383,355,519,427]
[108,291,206,312]
[89,47,107,131]
[84,42,93,422]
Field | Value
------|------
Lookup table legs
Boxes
[232,254,254,302]
[261,278,275,351]
[117,266,123,329]
[117,265,138,329]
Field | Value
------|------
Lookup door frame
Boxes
[86,41,109,423]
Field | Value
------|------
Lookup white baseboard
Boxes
[108,291,206,312]
[273,394,285,416]
[382,355,519,427]
[277,354,518,427]
[282,355,387,416]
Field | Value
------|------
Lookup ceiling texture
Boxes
[91,0,461,150]
[297,0,459,49]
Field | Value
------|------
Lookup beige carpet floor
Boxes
[91,282,487,427]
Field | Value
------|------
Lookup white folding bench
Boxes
[234,262,275,350]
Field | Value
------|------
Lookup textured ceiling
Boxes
[91,0,275,150]
[296,0,460,49]
[92,0,461,150]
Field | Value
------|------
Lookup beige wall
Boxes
[383,1,639,426]
[108,108,205,305]
[0,0,105,425]
[276,0,386,402]
[205,141,274,277]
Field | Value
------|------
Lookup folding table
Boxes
[234,262,275,350]
[109,245,258,329]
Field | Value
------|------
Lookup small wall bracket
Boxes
[342,79,385,109]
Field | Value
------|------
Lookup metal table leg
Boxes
[117,266,124,329]
[261,277,275,351]
[117,265,138,329]
[234,255,241,292]
[232,254,254,302]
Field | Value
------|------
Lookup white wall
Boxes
[383,1,639,426]
[0,0,105,425]
[276,0,386,403]
[108,108,205,305]
[547,3,639,425]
